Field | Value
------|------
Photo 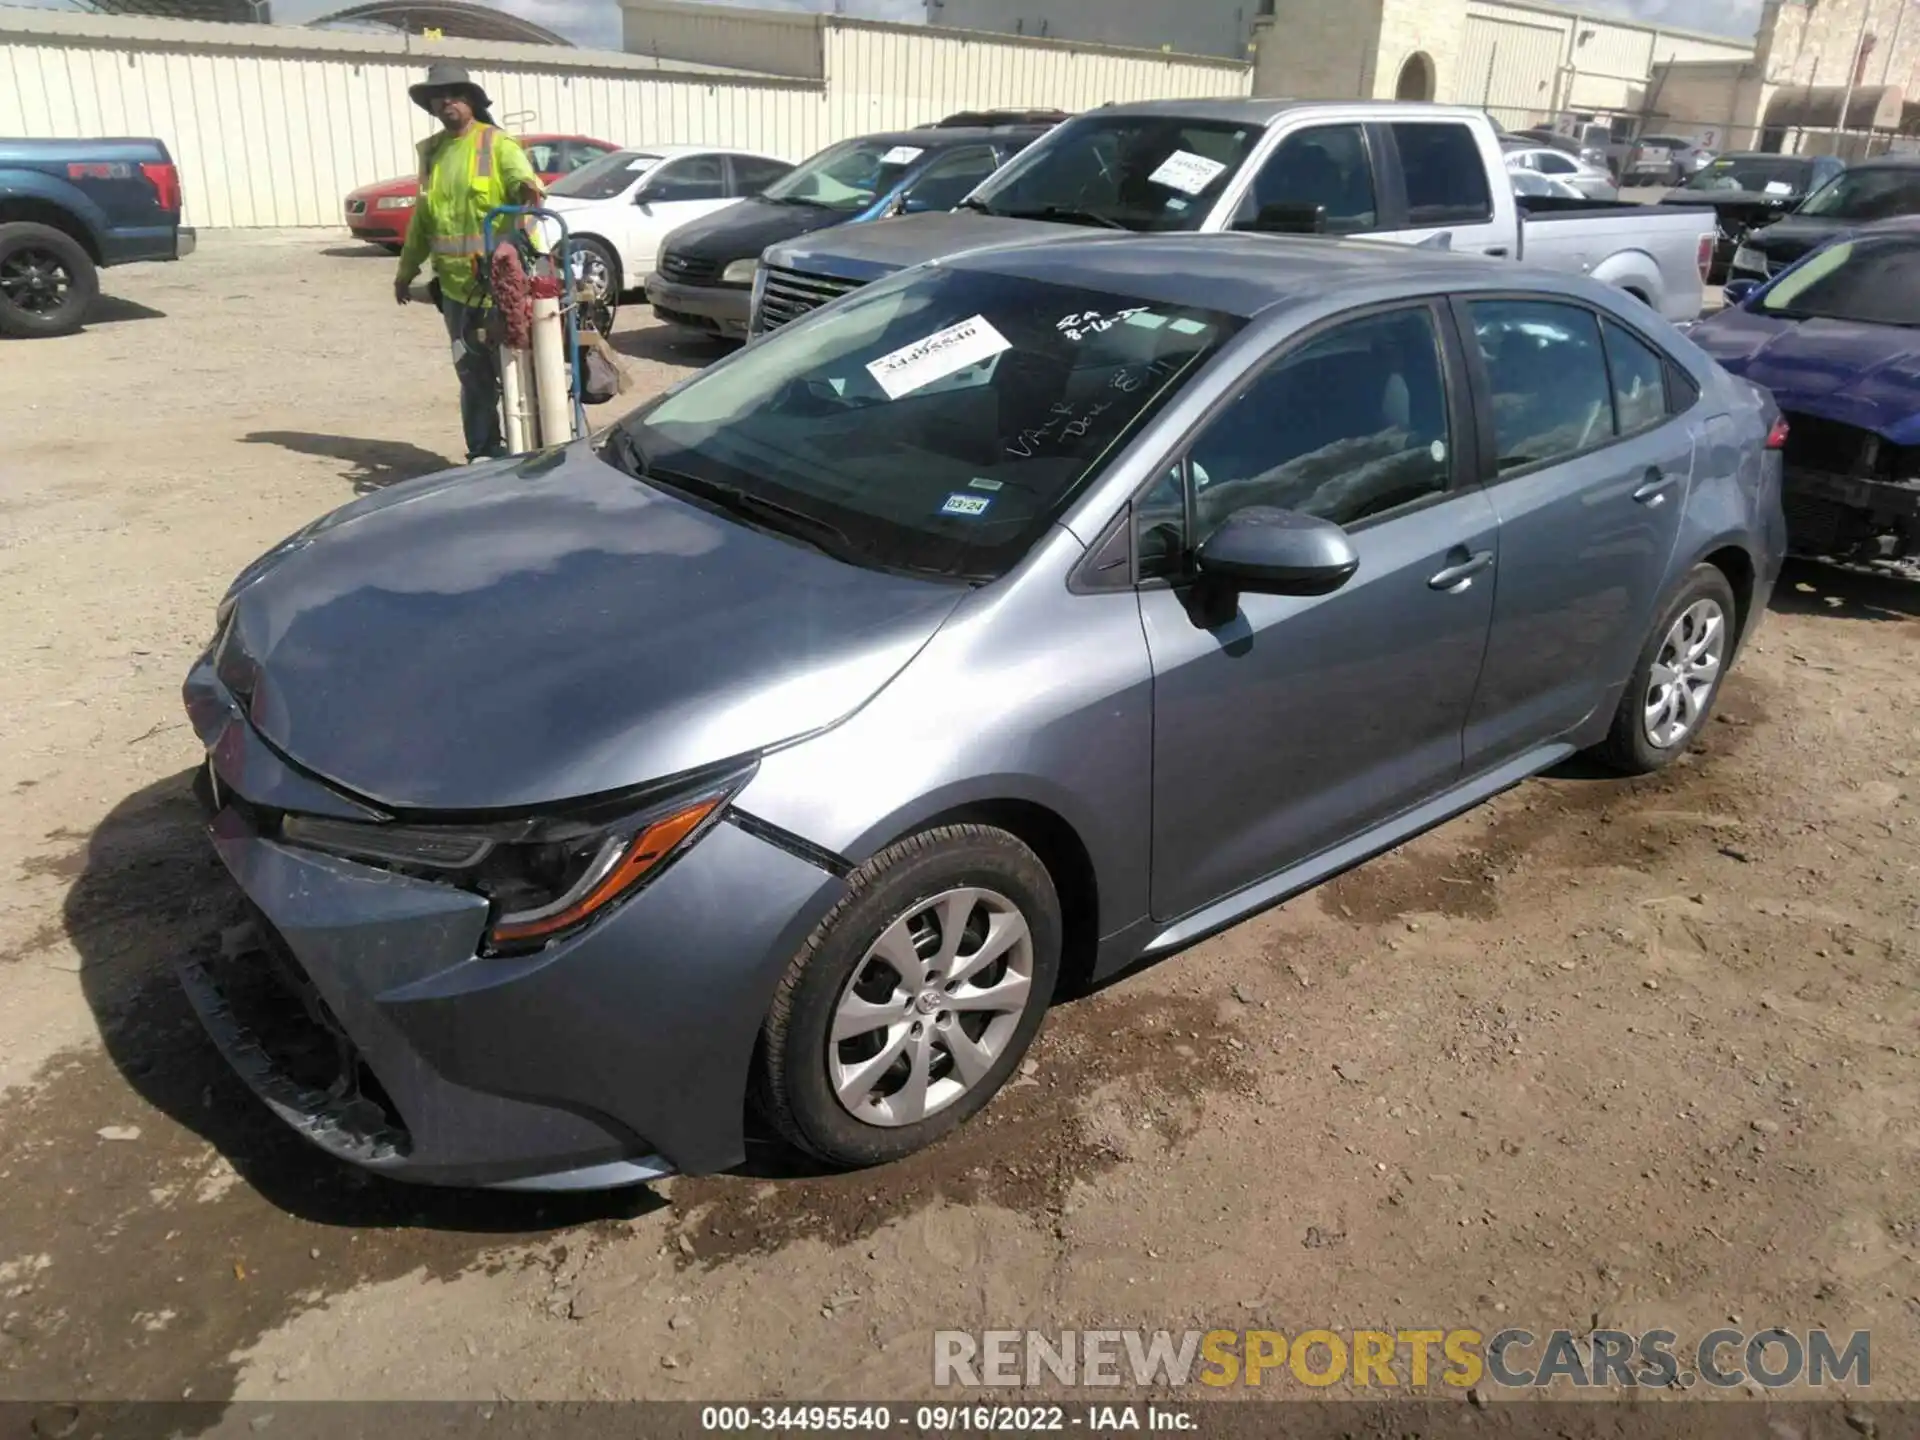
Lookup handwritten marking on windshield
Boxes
[1005,400,1113,457]
[1057,308,1148,343]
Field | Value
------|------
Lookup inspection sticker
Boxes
[866,314,1012,400]
[1149,150,1228,196]
[969,477,1004,492]
[941,493,993,516]
[881,146,925,166]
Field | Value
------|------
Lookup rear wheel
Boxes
[0,222,98,339]
[755,824,1061,1168]
[1594,563,1737,774]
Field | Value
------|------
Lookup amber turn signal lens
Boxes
[487,798,722,947]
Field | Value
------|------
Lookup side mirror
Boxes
[1195,507,1359,596]
[1239,202,1327,235]
[1722,278,1762,306]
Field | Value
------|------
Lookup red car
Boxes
[343,133,619,251]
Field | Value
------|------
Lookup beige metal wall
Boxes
[1,7,1247,231]
[822,20,1250,135]
[1459,13,1565,117]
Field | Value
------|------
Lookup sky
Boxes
[10,0,1765,51]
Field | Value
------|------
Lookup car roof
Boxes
[1083,97,1492,128]
[939,231,1578,321]
[842,125,1051,149]
[1848,154,1920,170]
[610,143,767,159]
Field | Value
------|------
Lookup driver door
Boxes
[1137,301,1500,921]
[620,153,731,282]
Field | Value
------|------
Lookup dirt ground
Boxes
[1,234,1916,1412]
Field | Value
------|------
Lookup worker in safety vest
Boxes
[393,62,544,461]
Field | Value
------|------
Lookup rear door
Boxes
[1369,120,1514,258]
[1456,296,1698,771]
[623,153,732,279]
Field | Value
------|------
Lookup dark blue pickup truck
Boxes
[0,136,194,338]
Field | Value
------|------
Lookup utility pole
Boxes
[1836,0,1878,155]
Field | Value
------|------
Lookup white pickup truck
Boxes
[751,99,1716,334]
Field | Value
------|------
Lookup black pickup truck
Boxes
[0,136,194,338]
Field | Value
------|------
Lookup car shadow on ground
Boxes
[242,430,454,494]
[611,319,735,369]
[320,244,398,259]
[66,768,666,1231]
[1770,557,1919,622]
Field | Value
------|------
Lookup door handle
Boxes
[1428,550,1494,592]
[1632,469,1678,506]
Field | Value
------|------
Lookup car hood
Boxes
[763,211,1073,283]
[1744,213,1849,262]
[1689,307,1920,443]
[214,444,968,813]
[348,176,416,201]
[665,196,851,264]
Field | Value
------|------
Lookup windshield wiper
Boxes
[956,197,1000,216]
[994,205,1130,231]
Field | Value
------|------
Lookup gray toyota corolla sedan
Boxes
[183,233,1786,1191]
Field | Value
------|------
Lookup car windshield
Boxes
[762,138,925,212]
[548,150,658,200]
[612,268,1243,580]
[1758,236,1920,326]
[1685,156,1810,194]
[1798,166,1920,220]
[965,114,1263,232]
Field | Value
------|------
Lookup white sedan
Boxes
[537,144,794,318]
[1503,144,1619,201]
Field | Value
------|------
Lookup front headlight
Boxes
[277,765,753,954]
[375,195,415,211]
[723,258,760,286]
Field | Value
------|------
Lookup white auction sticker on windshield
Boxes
[880,146,925,166]
[866,315,1012,401]
[1149,150,1228,196]
[1764,180,1794,196]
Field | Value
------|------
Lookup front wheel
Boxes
[1593,563,1737,774]
[569,236,620,334]
[0,222,99,339]
[755,824,1061,1169]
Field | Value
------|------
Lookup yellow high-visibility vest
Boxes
[404,124,538,304]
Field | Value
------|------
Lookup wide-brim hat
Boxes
[409,62,494,123]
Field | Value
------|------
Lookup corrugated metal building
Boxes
[1,5,1248,229]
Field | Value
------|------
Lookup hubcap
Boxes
[828,887,1034,1128]
[1643,598,1725,749]
[0,247,73,315]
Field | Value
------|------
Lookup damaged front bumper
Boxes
[179,653,848,1190]
[1783,466,1920,563]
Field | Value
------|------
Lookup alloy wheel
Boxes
[828,887,1034,1127]
[1643,598,1725,749]
[0,246,73,315]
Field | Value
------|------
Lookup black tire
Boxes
[756,824,1061,1168]
[571,236,621,322]
[1594,563,1738,775]
[0,221,99,339]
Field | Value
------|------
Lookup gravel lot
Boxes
[1,233,1916,1409]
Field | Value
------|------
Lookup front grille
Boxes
[345,198,367,216]
[757,266,867,331]
[1782,492,1854,555]
[177,906,411,1163]
[658,250,722,286]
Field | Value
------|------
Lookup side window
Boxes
[1469,299,1614,471]
[1666,362,1701,414]
[1234,124,1377,234]
[1391,123,1494,226]
[565,142,613,172]
[522,142,561,175]
[1536,152,1578,176]
[1602,319,1669,435]
[644,155,727,202]
[1135,306,1451,571]
[733,155,793,194]
[903,147,1001,213]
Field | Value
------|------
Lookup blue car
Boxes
[1691,216,1920,564]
